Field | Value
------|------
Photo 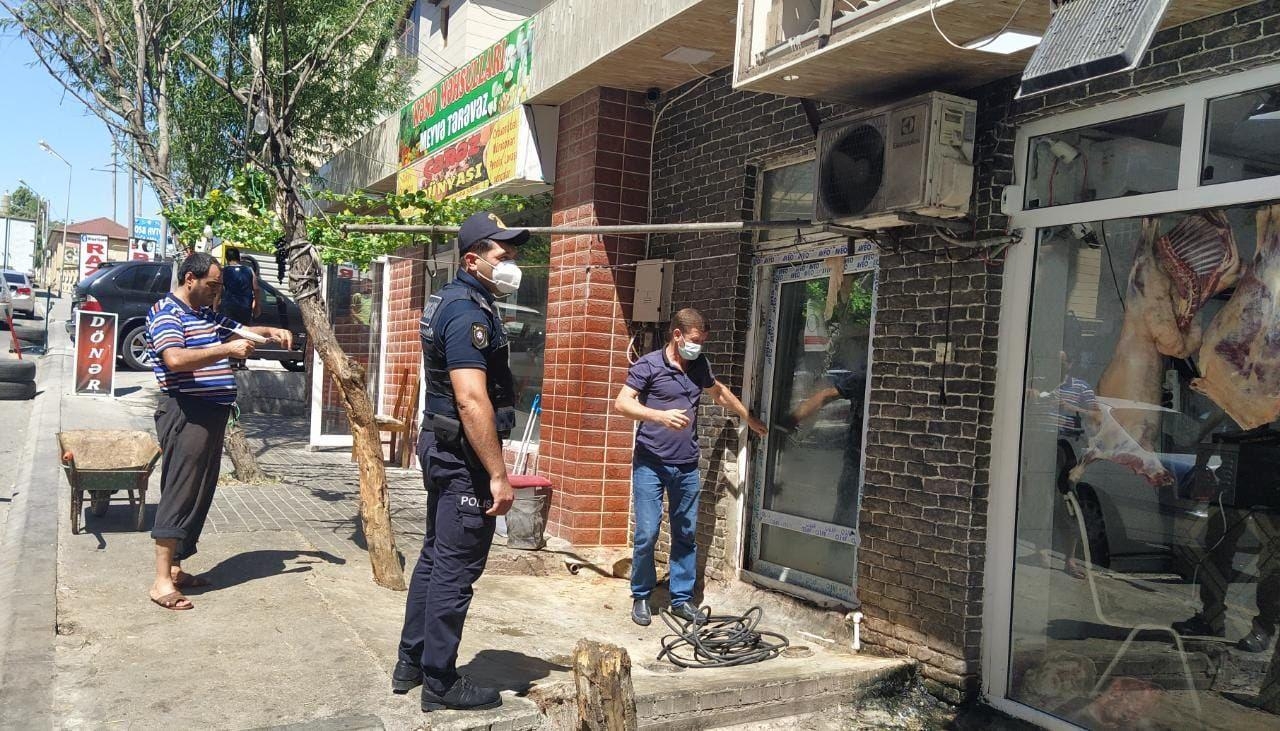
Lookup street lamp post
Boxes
[38,140,72,297]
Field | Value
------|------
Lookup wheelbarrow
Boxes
[58,430,161,534]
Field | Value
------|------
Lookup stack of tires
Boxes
[0,360,37,400]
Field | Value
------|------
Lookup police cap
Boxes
[457,211,530,253]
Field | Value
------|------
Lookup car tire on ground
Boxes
[0,380,37,400]
[11,325,46,346]
[121,324,152,371]
[0,360,36,382]
[281,360,306,373]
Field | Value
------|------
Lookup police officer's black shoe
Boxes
[631,599,652,626]
[421,675,501,712]
[391,660,422,694]
[1236,621,1275,653]
[669,603,700,623]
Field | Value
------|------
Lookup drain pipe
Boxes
[846,610,864,652]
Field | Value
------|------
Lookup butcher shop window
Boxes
[1010,200,1280,729]
[1201,83,1280,186]
[1023,107,1184,210]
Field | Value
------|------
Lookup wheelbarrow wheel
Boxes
[90,494,110,517]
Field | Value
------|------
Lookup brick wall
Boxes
[380,246,427,414]
[642,1,1280,700]
[541,87,654,546]
[646,67,1009,701]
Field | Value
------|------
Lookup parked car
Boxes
[2,270,36,318]
[0,277,11,323]
[1051,399,1257,577]
[67,260,308,372]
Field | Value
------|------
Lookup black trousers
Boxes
[397,430,496,693]
[1192,504,1280,632]
[151,394,230,561]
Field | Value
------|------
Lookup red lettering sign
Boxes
[74,310,118,397]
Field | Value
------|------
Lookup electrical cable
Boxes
[928,0,1031,51]
[1098,220,1126,312]
[657,605,789,669]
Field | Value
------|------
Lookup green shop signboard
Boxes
[397,19,534,168]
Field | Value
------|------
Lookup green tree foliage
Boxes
[6,186,42,221]
[163,166,546,268]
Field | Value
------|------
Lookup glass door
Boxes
[748,256,876,604]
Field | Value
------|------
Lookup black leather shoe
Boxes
[669,603,700,623]
[1172,614,1224,638]
[1236,622,1275,653]
[392,660,422,694]
[631,598,652,626]
[421,675,501,712]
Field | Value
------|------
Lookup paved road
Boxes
[0,303,49,544]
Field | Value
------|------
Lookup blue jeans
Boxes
[631,458,701,607]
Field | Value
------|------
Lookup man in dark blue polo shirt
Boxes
[614,308,767,626]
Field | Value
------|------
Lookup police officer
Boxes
[393,211,527,713]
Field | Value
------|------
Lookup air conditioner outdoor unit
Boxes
[814,91,977,229]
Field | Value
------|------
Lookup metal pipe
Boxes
[341,219,832,236]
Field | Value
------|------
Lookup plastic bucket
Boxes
[506,479,552,550]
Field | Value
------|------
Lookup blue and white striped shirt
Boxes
[145,293,240,405]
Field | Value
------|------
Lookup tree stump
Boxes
[573,639,637,731]
[225,420,267,482]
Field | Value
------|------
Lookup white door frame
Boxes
[982,62,1280,728]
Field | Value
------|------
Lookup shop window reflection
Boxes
[1011,202,1280,727]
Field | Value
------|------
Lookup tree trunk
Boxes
[225,419,266,482]
[274,177,404,590]
[572,640,638,731]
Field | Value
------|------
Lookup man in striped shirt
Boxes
[144,252,292,610]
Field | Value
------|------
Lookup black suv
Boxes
[68,260,308,372]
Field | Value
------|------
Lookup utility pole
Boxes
[127,139,136,236]
[112,145,119,224]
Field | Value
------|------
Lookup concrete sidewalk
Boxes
[2,299,915,729]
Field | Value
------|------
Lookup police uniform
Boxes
[396,213,527,711]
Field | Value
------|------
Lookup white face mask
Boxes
[677,338,702,360]
[475,257,522,295]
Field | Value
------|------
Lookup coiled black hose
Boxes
[657,605,789,668]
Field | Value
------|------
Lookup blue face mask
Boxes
[678,339,702,360]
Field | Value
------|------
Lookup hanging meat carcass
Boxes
[1085,212,1238,485]
[1193,204,1280,429]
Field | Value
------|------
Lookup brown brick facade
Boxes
[540,88,654,546]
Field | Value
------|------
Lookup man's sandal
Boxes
[150,592,194,610]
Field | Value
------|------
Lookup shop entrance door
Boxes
[747,256,876,605]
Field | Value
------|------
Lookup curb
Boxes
[0,349,63,724]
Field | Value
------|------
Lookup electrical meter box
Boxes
[633,259,674,323]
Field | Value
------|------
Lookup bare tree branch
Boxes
[181,47,251,106]
[283,0,377,118]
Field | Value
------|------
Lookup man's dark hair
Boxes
[670,307,707,335]
[225,246,241,262]
[179,252,218,283]
[461,238,499,257]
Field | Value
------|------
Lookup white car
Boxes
[2,270,36,318]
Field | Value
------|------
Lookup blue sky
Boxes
[0,31,162,225]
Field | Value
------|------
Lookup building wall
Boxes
[540,87,654,546]
[644,67,1011,701]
